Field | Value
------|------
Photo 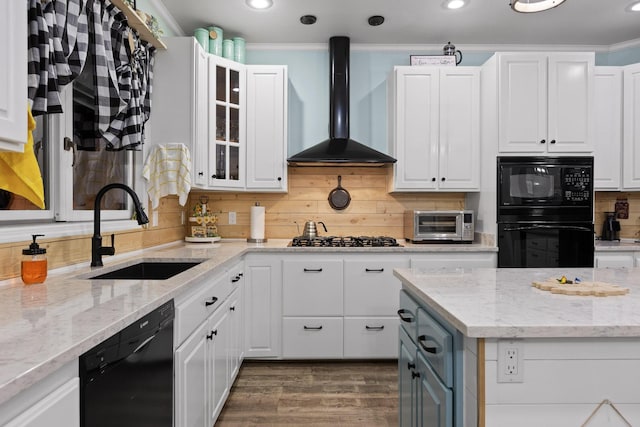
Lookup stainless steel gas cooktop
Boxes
[289,236,402,247]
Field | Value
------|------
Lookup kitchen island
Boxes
[394,267,640,427]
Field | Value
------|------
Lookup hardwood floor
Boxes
[215,360,399,426]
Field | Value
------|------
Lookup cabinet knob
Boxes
[550,139,556,144]
[277,177,282,181]
[198,172,204,176]
[211,174,217,179]
[441,177,446,182]
[206,330,217,340]
[411,371,420,379]
[540,139,546,144]
[229,306,235,311]
[431,177,436,182]
[407,362,416,370]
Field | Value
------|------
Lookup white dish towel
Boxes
[142,143,192,209]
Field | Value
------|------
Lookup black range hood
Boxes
[287,36,396,166]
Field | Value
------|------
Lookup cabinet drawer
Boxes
[417,308,453,388]
[282,317,343,359]
[398,290,420,340]
[175,272,231,345]
[344,259,409,316]
[283,260,343,316]
[344,317,399,359]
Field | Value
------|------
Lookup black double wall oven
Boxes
[497,156,594,268]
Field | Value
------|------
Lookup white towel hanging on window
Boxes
[142,143,191,209]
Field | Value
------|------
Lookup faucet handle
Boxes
[100,234,116,256]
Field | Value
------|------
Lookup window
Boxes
[0,59,140,232]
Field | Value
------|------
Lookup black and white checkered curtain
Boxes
[27,0,155,151]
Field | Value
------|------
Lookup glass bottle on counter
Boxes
[21,234,47,284]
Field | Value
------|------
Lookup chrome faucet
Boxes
[91,183,149,267]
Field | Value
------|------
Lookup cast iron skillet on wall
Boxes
[328,175,351,210]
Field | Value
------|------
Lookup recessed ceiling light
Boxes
[300,15,317,25]
[445,0,467,9]
[246,0,273,10]
[368,15,385,26]
[510,0,567,13]
[629,1,640,11]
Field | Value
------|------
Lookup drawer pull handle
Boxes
[397,309,415,323]
[232,276,241,283]
[418,334,441,354]
[365,325,385,331]
[303,325,323,331]
[365,268,384,272]
[303,268,323,272]
[205,297,218,307]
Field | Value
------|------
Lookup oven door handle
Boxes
[504,225,592,232]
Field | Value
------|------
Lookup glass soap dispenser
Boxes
[22,234,47,285]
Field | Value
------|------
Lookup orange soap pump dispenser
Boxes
[21,234,47,285]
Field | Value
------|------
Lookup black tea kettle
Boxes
[601,212,621,241]
[443,41,463,65]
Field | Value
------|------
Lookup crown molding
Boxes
[146,0,185,36]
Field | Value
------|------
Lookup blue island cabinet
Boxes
[398,290,464,427]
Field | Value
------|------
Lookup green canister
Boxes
[208,26,223,55]
[233,37,245,63]
[222,39,234,60]
[193,28,209,51]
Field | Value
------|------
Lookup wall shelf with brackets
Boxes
[111,0,167,50]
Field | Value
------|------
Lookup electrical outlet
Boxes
[228,211,236,225]
[497,339,524,383]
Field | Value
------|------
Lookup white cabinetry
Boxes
[174,261,244,427]
[389,67,480,191]
[594,252,635,268]
[411,252,497,268]
[593,67,623,190]
[246,66,288,191]
[495,52,594,154]
[0,0,27,152]
[244,254,282,358]
[623,62,640,189]
[2,378,79,427]
[149,37,209,187]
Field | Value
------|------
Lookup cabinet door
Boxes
[399,327,418,427]
[227,286,243,382]
[593,67,622,190]
[4,378,79,427]
[0,0,27,152]
[193,46,209,187]
[498,53,548,153]
[594,253,634,268]
[244,255,282,358]
[209,56,245,189]
[547,53,594,153]
[392,67,439,190]
[623,62,640,189]
[417,352,453,427]
[175,321,208,427]
[438,68,480,190]
[207,307,230,425]
[246,66,287,191]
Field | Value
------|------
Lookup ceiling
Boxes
[158,0,640,48]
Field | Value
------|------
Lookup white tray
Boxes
[185,236,221,243]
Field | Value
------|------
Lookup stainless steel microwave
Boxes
[404,210,474,243]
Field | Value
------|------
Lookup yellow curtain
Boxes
[0,107,45,209]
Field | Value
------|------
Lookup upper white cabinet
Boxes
[389,66,480,191]
[150,37,287,192]
[149,37,209,187]
[245,65,288,192]
[593,67,623,190]
[0,0,27,152]
[496,52,594,154]
[623,62,640,189]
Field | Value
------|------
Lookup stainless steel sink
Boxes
[88,261,202,280]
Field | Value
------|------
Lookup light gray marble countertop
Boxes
[0,238,495,405]
[594,240,640,251]
[395,267,640,339]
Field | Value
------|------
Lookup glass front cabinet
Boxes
[209,56,246,189]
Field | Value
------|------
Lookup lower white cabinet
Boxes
[2,378,79,427]
[174,261,244,427]
[411,252,497,268]
[594,252,635,268]
[282,317,344,359]
[344,317,399,359]
[244,254,282,358]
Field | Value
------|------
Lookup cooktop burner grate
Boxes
[290,236,402,247]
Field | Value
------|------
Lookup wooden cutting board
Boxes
[532,279,630,297]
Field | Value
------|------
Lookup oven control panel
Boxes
[562,168,591,202]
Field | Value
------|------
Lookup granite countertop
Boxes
[594,240,640,251]
[395,267,640,339]
[0,238,496,405]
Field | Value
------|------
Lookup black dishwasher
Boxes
[79,300,174,427]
